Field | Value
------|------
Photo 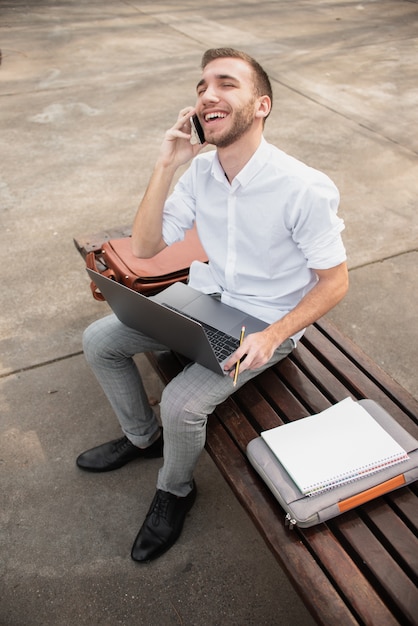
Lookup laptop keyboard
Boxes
[162,303,239,361]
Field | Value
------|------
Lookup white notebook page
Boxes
[261,397,409,496]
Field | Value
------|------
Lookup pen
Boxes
[233,326,246,387]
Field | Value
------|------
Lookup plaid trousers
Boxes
[83,314,294,496]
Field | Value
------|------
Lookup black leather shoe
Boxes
[76,433,163,472]
[131,482,197,562]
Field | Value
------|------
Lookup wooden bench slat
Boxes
[335,511,418,625]
[361,497,418,581]
[305,323,418,433]
[386,487,418,535]
[234,375,296,429]
[317,319,418,418]
[289,341,359,404]
[302,327,409,422]
[73,225,132,258]
[212,396,259,450]
[272,356,334,414]
[254,365,316,421]
[305,525,400,626]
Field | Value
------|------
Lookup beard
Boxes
[208,98,257,148]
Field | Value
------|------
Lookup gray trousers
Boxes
[83,314,294,497]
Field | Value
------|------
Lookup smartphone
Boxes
[190,114,205,145]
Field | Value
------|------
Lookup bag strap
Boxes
[85,250,116,301]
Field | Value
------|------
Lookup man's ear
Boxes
[255,95,271,119]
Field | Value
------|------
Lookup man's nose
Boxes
[201,85,220,104]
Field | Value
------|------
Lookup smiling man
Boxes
[196,51,272,148]
[77,48,348,562]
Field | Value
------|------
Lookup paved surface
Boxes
[1,1,417,624]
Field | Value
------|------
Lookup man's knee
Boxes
[160,379,208,434]
[82,317,118,365]
[160,384,182,426]
[82,320,100,363]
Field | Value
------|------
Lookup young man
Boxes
[77,48,348,562]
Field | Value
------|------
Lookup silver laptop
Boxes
[86,269,267,375]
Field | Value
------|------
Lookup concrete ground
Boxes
[1,1,417,624]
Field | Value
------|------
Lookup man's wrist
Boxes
[263,323,288,352]
[154,156,178,175]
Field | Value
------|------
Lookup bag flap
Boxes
[104,225,208,280]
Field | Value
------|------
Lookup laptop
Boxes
[86,268,268,375]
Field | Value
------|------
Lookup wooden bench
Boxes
[75,230,418,626]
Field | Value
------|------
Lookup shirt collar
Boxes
[211,137,271,188]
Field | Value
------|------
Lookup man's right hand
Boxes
[158,107,207,170]
[131,107,206,258]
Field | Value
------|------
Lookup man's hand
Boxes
[131,107,206,258]
[223,262,349,379]
[158,107,206,170]
[224,330,277,378]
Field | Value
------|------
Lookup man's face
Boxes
[195,57,259,148]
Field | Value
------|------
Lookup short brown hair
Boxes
[201,48,273,110]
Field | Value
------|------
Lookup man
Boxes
[77,48,348,562]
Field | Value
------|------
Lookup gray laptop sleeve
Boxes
[246,399,418,528]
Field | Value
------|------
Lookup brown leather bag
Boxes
[85,225,208,301]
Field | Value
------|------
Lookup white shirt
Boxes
[162,138,346,343]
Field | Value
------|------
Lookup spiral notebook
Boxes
[261,397,409,496]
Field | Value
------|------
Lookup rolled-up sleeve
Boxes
[290,177,346,270]
[161,169,197,246]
